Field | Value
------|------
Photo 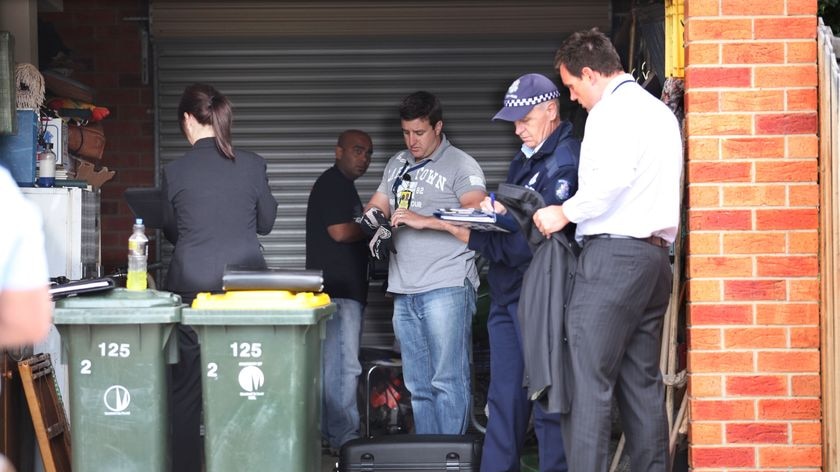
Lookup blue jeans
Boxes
[321,298,364,449]
[392,279,476,434]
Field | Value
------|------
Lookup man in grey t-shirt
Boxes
[365,91,486,434]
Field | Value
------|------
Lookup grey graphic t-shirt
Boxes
[376,135,486,294]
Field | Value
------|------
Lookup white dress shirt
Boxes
[562,73,683,243]
[0,166,49,290]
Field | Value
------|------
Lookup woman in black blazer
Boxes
[162,83,277,472]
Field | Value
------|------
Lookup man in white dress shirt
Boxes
[533,28,683,471]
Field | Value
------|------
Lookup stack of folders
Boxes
[49,277,116,300]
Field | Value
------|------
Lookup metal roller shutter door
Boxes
[154,36,580,347]
[149,1,610,39]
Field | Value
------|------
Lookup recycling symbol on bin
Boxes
[103,385,131,415]
[238,364,265,400]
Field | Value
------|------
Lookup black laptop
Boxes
[124,187,163,229]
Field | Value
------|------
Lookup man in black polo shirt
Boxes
[306,129,373,453]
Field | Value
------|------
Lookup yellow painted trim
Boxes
[665,0,685,78]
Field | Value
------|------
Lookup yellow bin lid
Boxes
[191,290,331,310]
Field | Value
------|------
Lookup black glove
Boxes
[357,207,390,237]
[368,225,396,260]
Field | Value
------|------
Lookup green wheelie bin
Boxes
[53,288,181,472]
[182,290,334,472]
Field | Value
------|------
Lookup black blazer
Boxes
[161,137,277,302]
[498,183,579,415]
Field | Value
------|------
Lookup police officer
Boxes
[443,73,580,471]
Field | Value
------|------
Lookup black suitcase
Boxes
[338,434,482,471]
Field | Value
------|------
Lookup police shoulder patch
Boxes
[555,179,571,201]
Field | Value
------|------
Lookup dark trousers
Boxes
[169,324,203,472]
[561,238,672,472]
[481,301,568,472]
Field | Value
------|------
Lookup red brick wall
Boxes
[685,0,821,469]
[39,0,155,274]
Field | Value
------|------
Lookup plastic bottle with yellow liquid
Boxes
[126,218,148,291]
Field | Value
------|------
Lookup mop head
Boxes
[15,63,45,109]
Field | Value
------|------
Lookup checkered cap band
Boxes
[503,90,561,107]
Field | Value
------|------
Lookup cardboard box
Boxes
[0,109,38,186]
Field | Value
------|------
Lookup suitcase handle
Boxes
[361,452,374,472]
[446,452,461,470]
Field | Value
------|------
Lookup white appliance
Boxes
[21,186,101,280]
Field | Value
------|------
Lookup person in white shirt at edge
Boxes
[529,28,682,472]
[0,165,51,348]
[363,91,486,434]
[0,165,52,471]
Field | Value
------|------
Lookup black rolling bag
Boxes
[338,434,482,471]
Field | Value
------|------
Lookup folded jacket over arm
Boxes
[496,183,579,414]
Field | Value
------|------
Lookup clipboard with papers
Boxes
[433,208,511,232]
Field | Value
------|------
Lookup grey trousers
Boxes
[560,238,672,472]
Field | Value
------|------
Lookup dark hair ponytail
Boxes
[177,83,236,160]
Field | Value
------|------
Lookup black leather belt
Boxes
[583,233,670,248]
